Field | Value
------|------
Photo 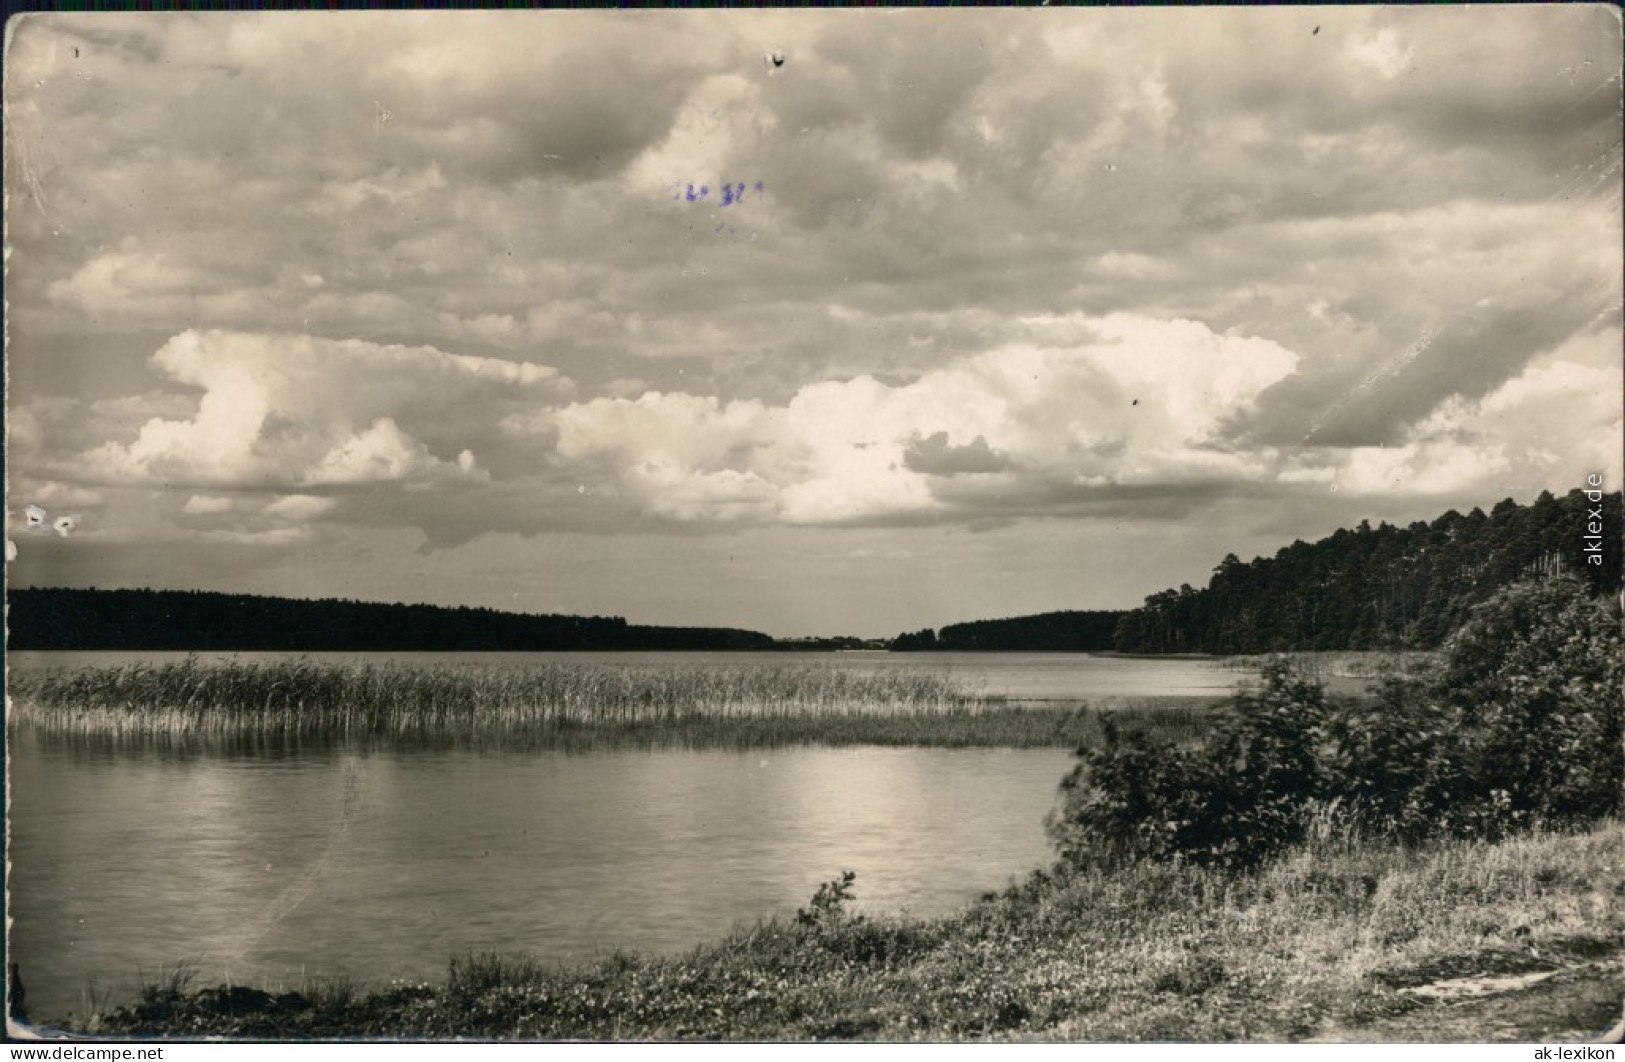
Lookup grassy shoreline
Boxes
[48,820,1620,1042]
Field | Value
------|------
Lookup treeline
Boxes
[1114,488,1622,654]
[893,610,1124,652]
[4,588,776,652]
[777,636,892,652]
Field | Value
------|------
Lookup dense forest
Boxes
[1113,488,1622,654]
[4,588,776,652]
[892,610,1124,652]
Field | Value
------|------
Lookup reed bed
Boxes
[6,658,1222,749]
[8,657,970,736]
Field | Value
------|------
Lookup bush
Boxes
[1320,673,1474,841]
[1049,660,1325,870]
[1435,576,1623,828]
[1048,719,1218,867]
[1207,661,1328,858]
[1327,576,1622,840]
[791,870,932,965]
[1051,576,1623,870]
[796,870,858,929]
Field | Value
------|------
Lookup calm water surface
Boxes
[9,731,1074,1024]
[6,651,1254,1025]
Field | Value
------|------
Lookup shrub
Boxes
[1048,718,1215,867]
[1432,576,1623,829]
[793,870,929,964]
[1320,673,1474,841]
[797,870,858,929]
[1049,661,1325,870]
[1206,661,1328,858]
[1052,575,1623,872]
[1325,576,1621,840]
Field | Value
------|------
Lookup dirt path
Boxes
[1315,961,1622,1043]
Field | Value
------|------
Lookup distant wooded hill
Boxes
[1113,489,1622,654]
[4,588,776,652]
[891,610,1125,652]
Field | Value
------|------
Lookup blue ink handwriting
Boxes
[672,180,766,206]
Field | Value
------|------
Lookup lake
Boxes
[6,651,1249,1025]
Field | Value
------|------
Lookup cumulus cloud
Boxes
[11,10,1616,412]
[515,312,1616,530]
[4,10,1618,625]
[304,417,476,487]
[174,491,341,548]
[526,314,1301,526]
[74,330,562,490]
[48,242,225,317]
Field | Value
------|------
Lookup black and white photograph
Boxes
[4,6,1622,1044]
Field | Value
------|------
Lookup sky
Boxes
[4,8,1622,638]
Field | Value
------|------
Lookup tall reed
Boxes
[7,658,1216,749]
